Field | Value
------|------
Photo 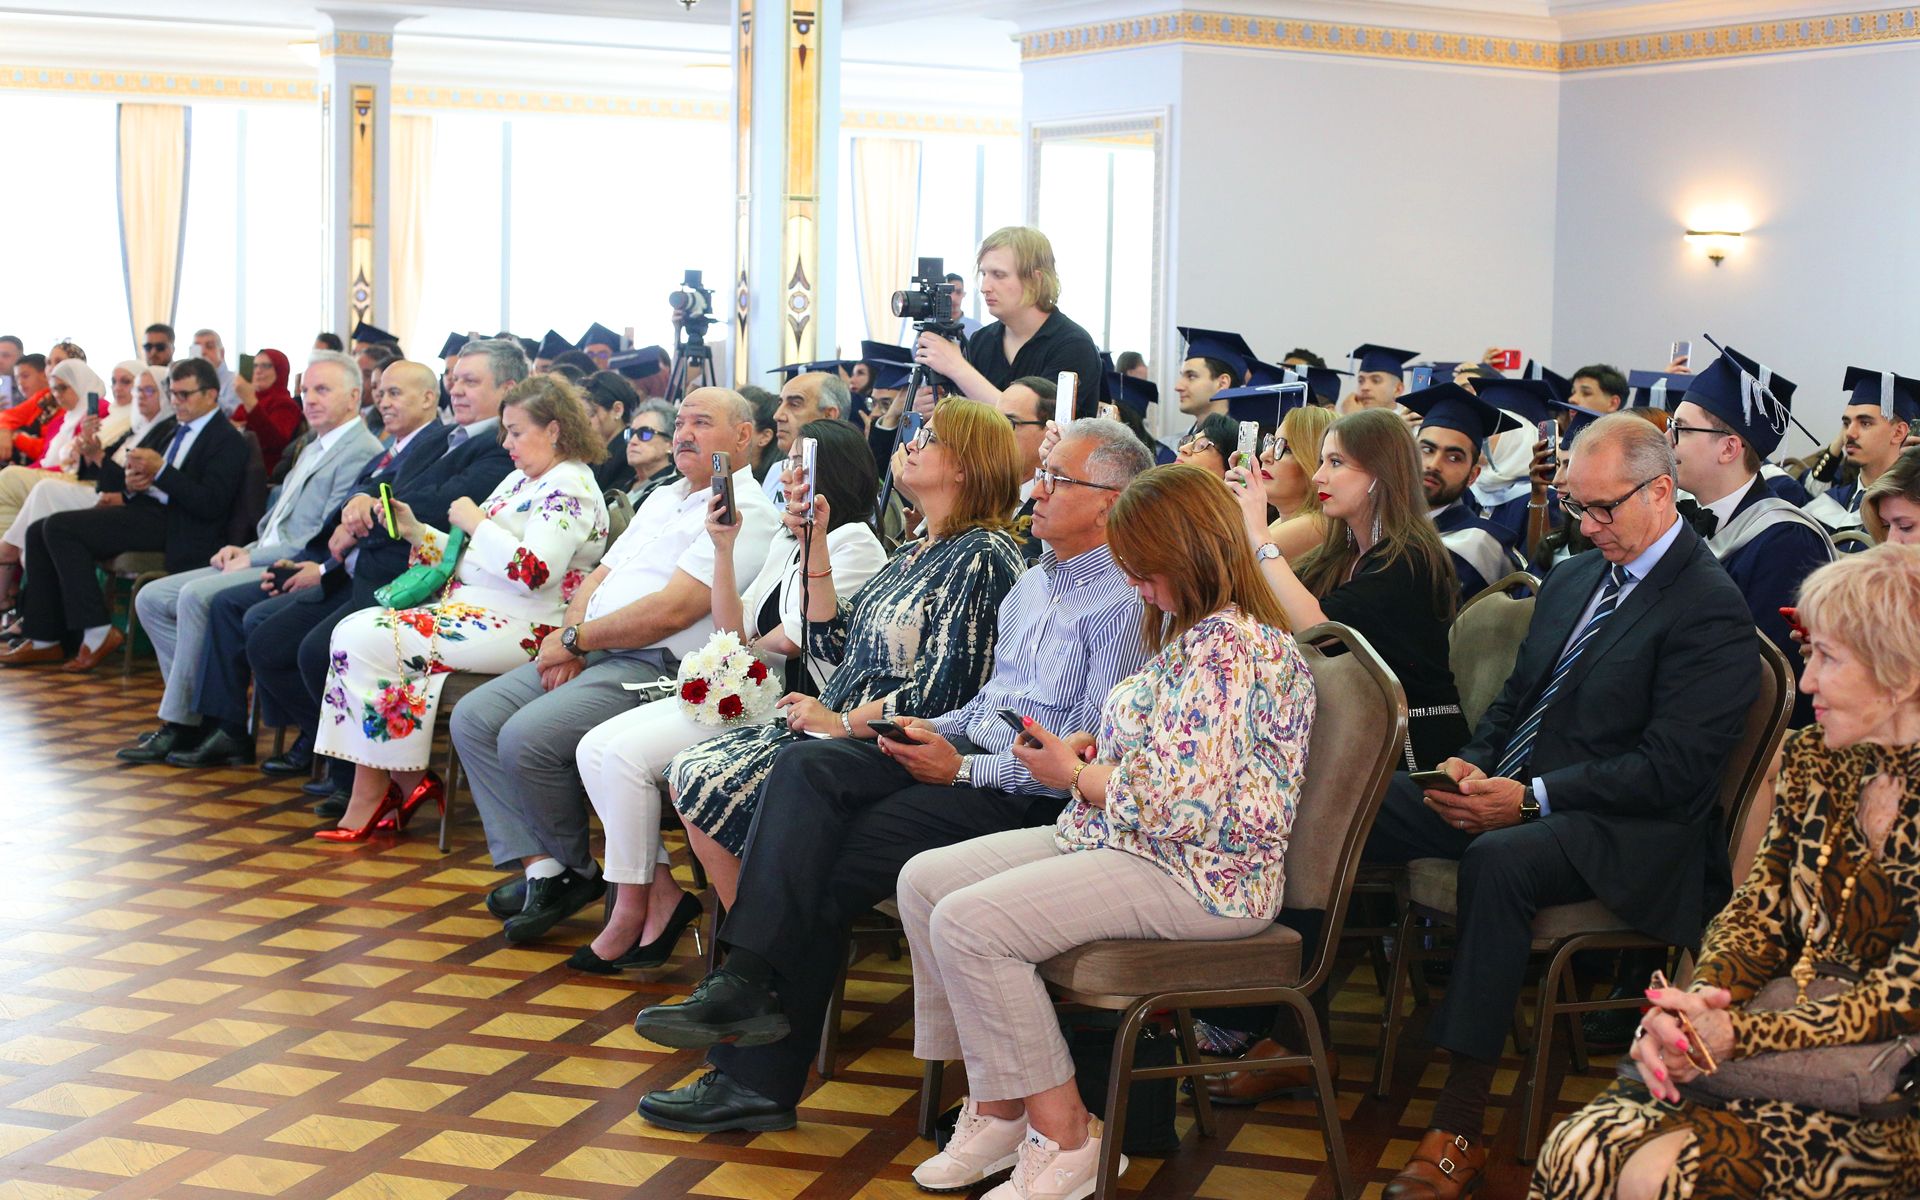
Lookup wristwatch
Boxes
[1520,793,1541,822]
[952,755,971,787]
[560,624,587,657]
[1069,761,1091,805]
[1255,542,1281,563]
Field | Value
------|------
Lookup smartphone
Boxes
[1538,418,1560,470]
[898,410,925,448]
[1670,340,1692,371]
[1778,606,1805,637]
[266,563,302,593]
[1098,402,1119,422]
[711,452,736,526]
[85,390,101,418]
[1490,348,1522,371]
[1236,421,1260,469]
[377,481,398,538]
[1409,365,1434,392]
[864,718,918,744]
[237,352,255,379]
[1409,768,1463,793]
[798,436,818,512]
[995,706,1041,747]
[1056,371,1078,420]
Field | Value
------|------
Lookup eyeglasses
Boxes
[1263,434,1290,460]
[1002,413,1047,429]
[1647,969,1718,1075]
[909,425,940,452]
[1032,467,1121,496]
[628,426,662,442]
[1178,435,1216,456]
[1668,422,1730,446]
[1561,475,1661,525]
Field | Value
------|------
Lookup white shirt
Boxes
[584,465,779,660]
[145,408,219,505]
[214,361,239,416]
[257,420,357,549]
[1697,475,1756,535]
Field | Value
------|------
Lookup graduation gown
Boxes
[1432,498,1520,605]
[1706,477,1834,728]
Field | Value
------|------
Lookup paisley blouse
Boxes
[1056,606,1315,920]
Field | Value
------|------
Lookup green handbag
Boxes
[374,528,465,609]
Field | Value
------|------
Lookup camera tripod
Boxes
[872,325,964,522]
[667,320,715,405]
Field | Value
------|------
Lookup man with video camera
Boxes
[909,226,1102,419]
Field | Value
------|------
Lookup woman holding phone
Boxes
[569,421,888,972]
[313,375,610,842]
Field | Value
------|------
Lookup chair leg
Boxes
[1511,1007,1532,1056]
[1374,903,1419,1098]
[1171,1008,1215,1139]
[438,740,458,854]
[917,1058,946,1141]
[122,578,141,677]
[1520,944,1575,1163]
[1284,989,1356,1200]
[1101,1002,1149,1196]
[1561,968,1591,1074]
[817,940,852,1082]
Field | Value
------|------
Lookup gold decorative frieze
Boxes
[0,65,316,100]
[319,31,394,60]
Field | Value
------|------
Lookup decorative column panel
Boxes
[735,0,840,383]
[731,0,755,387]
[316,13,399,337]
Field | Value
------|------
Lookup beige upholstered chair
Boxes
[1448,570,1540,729]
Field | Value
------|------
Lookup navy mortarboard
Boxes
[1472,376,1557,429]
[861,341,912,369]
[1841,366,1920,423]
[871,360,913,392]
[437,333,470,360]
[577,323,624,353]
[1402,382,1520,443]
[1178,326,1256,381]
[1627,369,1690,409]
[1349,343,1418,377]
[1681,339,1796,457]
[536,330,573,362]
[351,322,399,348]
[610,345,667,381]
[1551,400,1608,446]
[1521,360,1571,405]
[1285,364,1347,405]
[766,359,849,383]
[1104,371,1158,419]
[1220,382,1311,427]
[1245,359,1291,389]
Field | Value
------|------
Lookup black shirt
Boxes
[960,309,1103,418]
[594,432,636,493]
[1318,546,1469,768]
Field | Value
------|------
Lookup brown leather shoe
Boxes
[0,640,64,667]
[62,627,124,673]
[1383,1129,1486,1199]
[1204,1040,1341,1106]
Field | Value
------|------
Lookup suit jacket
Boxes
[1715,478,1831,728]
[347,421,512,588]
[96,414,248,573]
[249,422,384,565]
[1459,520,1758,947]
[298,420,455,565]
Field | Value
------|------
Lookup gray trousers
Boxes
[449,650,670,871]
[134,564,268,726]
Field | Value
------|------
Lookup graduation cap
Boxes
[1349,343,1418,377]
[1521,360,1572,405]
[1285,365,1346,405]
[1841,366,1920,423]
[1472,376,1558,428]
[576,323,623,352]
[860,341,912,367]
[1218,382,1311,427]
[871,360,913,391]
[1551,400,1608,447]
[514,336,540,361]
[1177,326,1256,380]
[1627,369,1690,410]
[437,332,470,360]
[535,330,572,361]
[609,345,667,381]
[1402,382,1519,446]
[352,322,399,347]
[1684,338,1797,457]
[767,359,850,383]
[1104,372,1159,419]
[1245,359,1291,388]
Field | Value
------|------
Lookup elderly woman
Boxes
[314,375,610,842]
[901,464,1314,1197]
[0,358,117,608]
[1862,447,1920,545]
[1532,544,1920,1200]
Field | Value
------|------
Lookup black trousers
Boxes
[196,581,292,731]
[1362,773,1593,1063]
[22,503,168,640]
[242,581,362,735]
[710,736,1058,1108]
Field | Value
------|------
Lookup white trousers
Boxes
[576,696,726,884]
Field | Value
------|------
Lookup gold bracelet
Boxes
[1069,761,1091,803]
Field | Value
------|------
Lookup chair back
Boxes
[1832,529,1874,554]
[603,488,634,552]
[225,431,269,546]
[1724,636,1795,881]
[1448,571,1540,728]
[1285,622,1407,994]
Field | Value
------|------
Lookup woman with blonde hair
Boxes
[1534,543,1920,1200]
[1862,446,1920,545]
[1261,403,1336,559]
[900,463,1314,1198]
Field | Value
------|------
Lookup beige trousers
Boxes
[897,825,1269,1102]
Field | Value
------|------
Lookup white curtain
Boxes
[388,114,436,351]
[851,137,922,344]
[116,103,190,345]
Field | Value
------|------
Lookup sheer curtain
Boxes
[116,102,190,345]
[388,114,436,353]
[851,137,921,344]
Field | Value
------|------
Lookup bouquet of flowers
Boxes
[676,630,780,727]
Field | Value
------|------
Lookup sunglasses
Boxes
[628,426,662,442]
[143,342,169,353]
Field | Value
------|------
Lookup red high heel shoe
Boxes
[315,784,404,843]
[381,770,445,834]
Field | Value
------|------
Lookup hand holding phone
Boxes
[377,482,398,539]
[1537,419,1560,471]
[1409,768,1464,794]
[864,717,919,744]
[266,563,302,594]
[711,452,736,526]
[996,706,1040,747]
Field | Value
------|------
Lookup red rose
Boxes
[717,693,744,720]
[745,659,768,683]
[681,678,709,705]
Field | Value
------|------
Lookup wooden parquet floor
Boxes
[0,660,1620,1199]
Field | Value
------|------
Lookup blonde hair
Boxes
[1107,464,1291,654]
[1279,404,1335,516]
[503,374,607,465]
[1862,447,1920,543]
[926,398,1021,538]
[977,226,1061,312]
[1797,543,1920,699]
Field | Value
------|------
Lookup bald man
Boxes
[768,371,849,500]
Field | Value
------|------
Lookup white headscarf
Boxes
[94,359,145,460]
[113,364,169,468]
[43,359,107,472]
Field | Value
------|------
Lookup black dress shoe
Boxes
[165,726,256,768]
[260,743,314,776]
[311,791,348,820]
[301,776,339,797]
[501,869,606,944]
[568,892,704,974]
[631,969,789,1050]
[636,1068,795,1134]
[1581,988,1646,1052]
[485,878,526,920]
[116,724,186,764]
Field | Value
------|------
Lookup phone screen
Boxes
[1056,372,1078,420]
[1670,341,1692,370]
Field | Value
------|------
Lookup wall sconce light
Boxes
[1684,228,1743,267]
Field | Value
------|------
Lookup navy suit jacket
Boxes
[299,419,455,565]
[347,421,513,589]
[96,414,249,573]
[1459,521,1758,947]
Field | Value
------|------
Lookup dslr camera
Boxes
[890,257,964,340]
[669,269,715,342]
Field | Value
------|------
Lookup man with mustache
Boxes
[1404,383,1524,604]
[1806,367,1919,531]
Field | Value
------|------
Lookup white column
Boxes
[316,12,400,337]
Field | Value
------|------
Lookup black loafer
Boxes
[166,726,256,768]
[501,869,605,944]
[301,776,339,797]
[485,877,526,920]
[311,791,349,820]
[260,743,314,776]
[116,724,186,764]
[636,1068,795,1133]
[631,968,789,1050]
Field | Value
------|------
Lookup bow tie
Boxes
[1683,500,1719,537]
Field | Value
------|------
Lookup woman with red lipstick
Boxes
[1229,408,1468,768]
[1262,404,1335,560]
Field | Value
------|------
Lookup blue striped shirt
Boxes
[929,543,1147,795]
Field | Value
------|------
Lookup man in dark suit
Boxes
[1366,413,1758,1200]
[2,358,245,671]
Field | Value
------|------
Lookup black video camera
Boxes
[890,257,964,340]
[669,269,715,341]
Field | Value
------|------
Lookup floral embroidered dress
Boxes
[316,460,609,770]
[1055,606,1316,920]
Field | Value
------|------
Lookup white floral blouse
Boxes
[410,459,610,626]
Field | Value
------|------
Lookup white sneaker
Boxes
[981,1119,1128,1200]
[913,1097,1026,1192]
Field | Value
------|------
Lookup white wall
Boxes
[1552,43,1920,453]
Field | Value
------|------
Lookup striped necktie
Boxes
[1494,562,1629,780]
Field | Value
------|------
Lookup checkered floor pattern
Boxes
[0,659,1618,1198]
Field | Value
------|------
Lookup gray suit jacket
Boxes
[247,422,385,565]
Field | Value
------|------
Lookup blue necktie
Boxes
[1494,563,1629,780]
[163,422,191,468]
